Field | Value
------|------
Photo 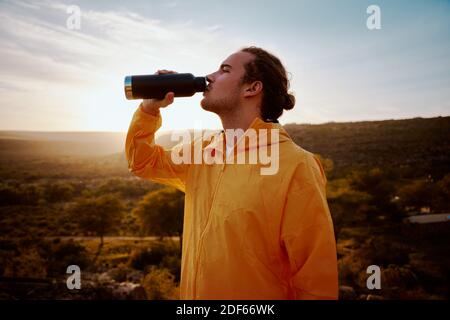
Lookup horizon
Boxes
[0,114,447,134]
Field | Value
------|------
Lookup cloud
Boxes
[0,0,240,130]
[2,0,449,131]
[0,0,235,84]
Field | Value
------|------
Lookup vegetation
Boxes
[0,116,449,300]
[133,188,184,254]
[69,194,125,261]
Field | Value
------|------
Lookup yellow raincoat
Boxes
[126,106,338,300]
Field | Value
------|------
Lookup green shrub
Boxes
[42,182,75,203]
[161,254,181,282]
[109,263,135,282]
[357,237,410,268]
[141,267,178,300]
[3,248,47,278]
[380,264,418,289]
[41,240,90,277]
[129,241,178,271]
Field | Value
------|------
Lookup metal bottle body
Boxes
[124,73,206,100]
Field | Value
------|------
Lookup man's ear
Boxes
[243,81,263,98]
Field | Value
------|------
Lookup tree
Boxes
[133,188,184,255]
[327,178,372,234]
[43,182,74,203]
[432,173,450,212]
[70,194,124,261]
[396,178,434,212]
[349,168,399,220]
[141,267,178,300]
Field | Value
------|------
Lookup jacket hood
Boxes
[203,117,292,160]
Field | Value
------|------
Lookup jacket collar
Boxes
[203,117,291,159]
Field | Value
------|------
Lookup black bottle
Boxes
[124,73,206,100]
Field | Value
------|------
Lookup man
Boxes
[125,46,338,299]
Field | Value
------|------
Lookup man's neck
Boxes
[219,109,261,132]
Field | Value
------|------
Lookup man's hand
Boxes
[140,69,177,115]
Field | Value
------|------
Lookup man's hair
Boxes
[240,46,295,123]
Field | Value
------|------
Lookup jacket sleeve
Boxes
[125,105,190,192]
[280,153,339,300]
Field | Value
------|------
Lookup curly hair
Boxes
[240,46,295,123]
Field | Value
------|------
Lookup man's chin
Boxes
[200,98,212,111]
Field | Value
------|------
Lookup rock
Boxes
[96,272,115,285]
[382,264,418,288]
[366,294,384,300]
[75,272,147,299]
[127,270,144,283]
[339,285,357,300]
[128,284,147,300]
[107,267,144,283]
[107,282,147,300]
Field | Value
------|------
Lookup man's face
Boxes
[200,51,254,114]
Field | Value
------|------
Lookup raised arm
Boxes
[125,70,189,192]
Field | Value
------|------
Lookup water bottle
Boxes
[124,73,206,100]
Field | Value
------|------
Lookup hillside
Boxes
[284,116,450,179]
[1,116,449,179]
[155,116,450,179]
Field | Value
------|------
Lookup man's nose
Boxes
[206,74,214,84]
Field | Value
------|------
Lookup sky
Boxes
[0,0,449,132]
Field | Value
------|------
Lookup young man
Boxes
[125,47,338,299]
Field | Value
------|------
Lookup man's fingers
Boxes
[151,92,174,109]
[156,69,177,75]
[165,92,175,104]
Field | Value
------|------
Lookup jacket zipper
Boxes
[192,162,226,298]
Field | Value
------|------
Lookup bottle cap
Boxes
[124,76,133,100]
